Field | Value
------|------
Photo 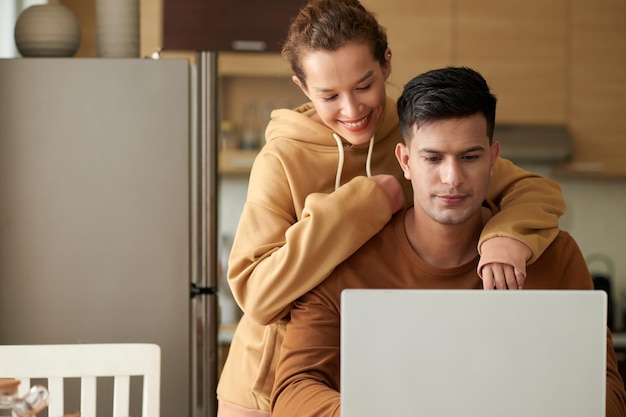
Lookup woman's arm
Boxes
[481,157,565,263]
[228,153,396,325]
[478,157,565,288]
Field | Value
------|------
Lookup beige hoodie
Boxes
[217,97,565,415]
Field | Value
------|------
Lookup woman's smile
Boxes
[340,112,371,131]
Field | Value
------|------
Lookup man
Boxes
[270,67,626,417]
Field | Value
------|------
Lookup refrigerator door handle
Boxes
[190,283,218,298]
[190,51,219,417]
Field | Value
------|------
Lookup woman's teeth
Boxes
[344,114,369,128]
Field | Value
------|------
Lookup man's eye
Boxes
[462,155,480,161]
[424,156,441,162]
[356,84,372,92]
[322,94,338,102]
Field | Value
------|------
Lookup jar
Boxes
[0,379,49,417]
[220,120,240,151]
[241,100,259,150]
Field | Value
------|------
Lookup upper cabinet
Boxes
[568,0,626,176]
[352,0,626,177]
[63,0,626,177]
[162,0,307,52]
[363,0,568,126]
[453,1,568,125]
[363,0,454,99]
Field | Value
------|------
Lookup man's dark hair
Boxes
[397,67,497,143]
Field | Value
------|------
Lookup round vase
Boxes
[14,3,81,58]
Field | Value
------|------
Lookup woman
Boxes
[217,1,565,416]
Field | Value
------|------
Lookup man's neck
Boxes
[403,206,489,268]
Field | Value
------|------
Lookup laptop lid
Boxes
[340,289,606,417]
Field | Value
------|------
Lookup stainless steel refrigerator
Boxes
[0,53,220,417]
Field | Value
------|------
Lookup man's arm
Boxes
[271,282,342,417]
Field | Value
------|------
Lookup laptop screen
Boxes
[341,289,606,417]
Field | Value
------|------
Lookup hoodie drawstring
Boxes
[365,135,374,178]
[332,133,345,191]
[332,133,375,191]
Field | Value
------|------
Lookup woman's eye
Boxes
[356,84,372,92]
[322,94,338,102]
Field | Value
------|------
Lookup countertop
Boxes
[218,324,236,345]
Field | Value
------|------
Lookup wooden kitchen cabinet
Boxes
[219,149,259,175]
[162,0,307,53]
[143,0,626,177]
[364,0,569,125]
[362,0,454,99]
[217,54,305,175]
[454,0,568,125]
[566,0,626,177]
[217,0,453,172]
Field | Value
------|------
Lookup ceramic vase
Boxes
[95,0,140,58]
[14,1,81,57]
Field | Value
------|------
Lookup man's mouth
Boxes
[439,195,466,204]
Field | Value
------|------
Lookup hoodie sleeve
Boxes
[480,157,565,264]
[227,153,394,325]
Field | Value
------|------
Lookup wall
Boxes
[554,174,626,327]
[219,177,248,243]
[219,166,626,327]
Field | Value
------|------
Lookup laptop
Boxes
[341,289,607,417]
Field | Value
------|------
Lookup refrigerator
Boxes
[0,53,220,417]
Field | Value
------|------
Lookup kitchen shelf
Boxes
[218,52,291,78]
[157,51,291,78]
[219,149,258,175]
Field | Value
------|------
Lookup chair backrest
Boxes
[0,343,161,417]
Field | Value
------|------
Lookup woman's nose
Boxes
[341,95,362,119]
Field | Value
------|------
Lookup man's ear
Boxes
[292,75,311,100]
[395,142,411,181]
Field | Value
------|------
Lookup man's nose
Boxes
[441,160,464,186]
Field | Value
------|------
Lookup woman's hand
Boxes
[370,174,404,214]
[481,262,525,290]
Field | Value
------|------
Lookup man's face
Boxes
[395,113,499,226]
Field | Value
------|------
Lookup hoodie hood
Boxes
[265,96,400,149]
[264,96,400,190]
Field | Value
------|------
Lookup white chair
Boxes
[0,343,161,417]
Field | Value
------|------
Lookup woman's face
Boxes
[294,42,391,146]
